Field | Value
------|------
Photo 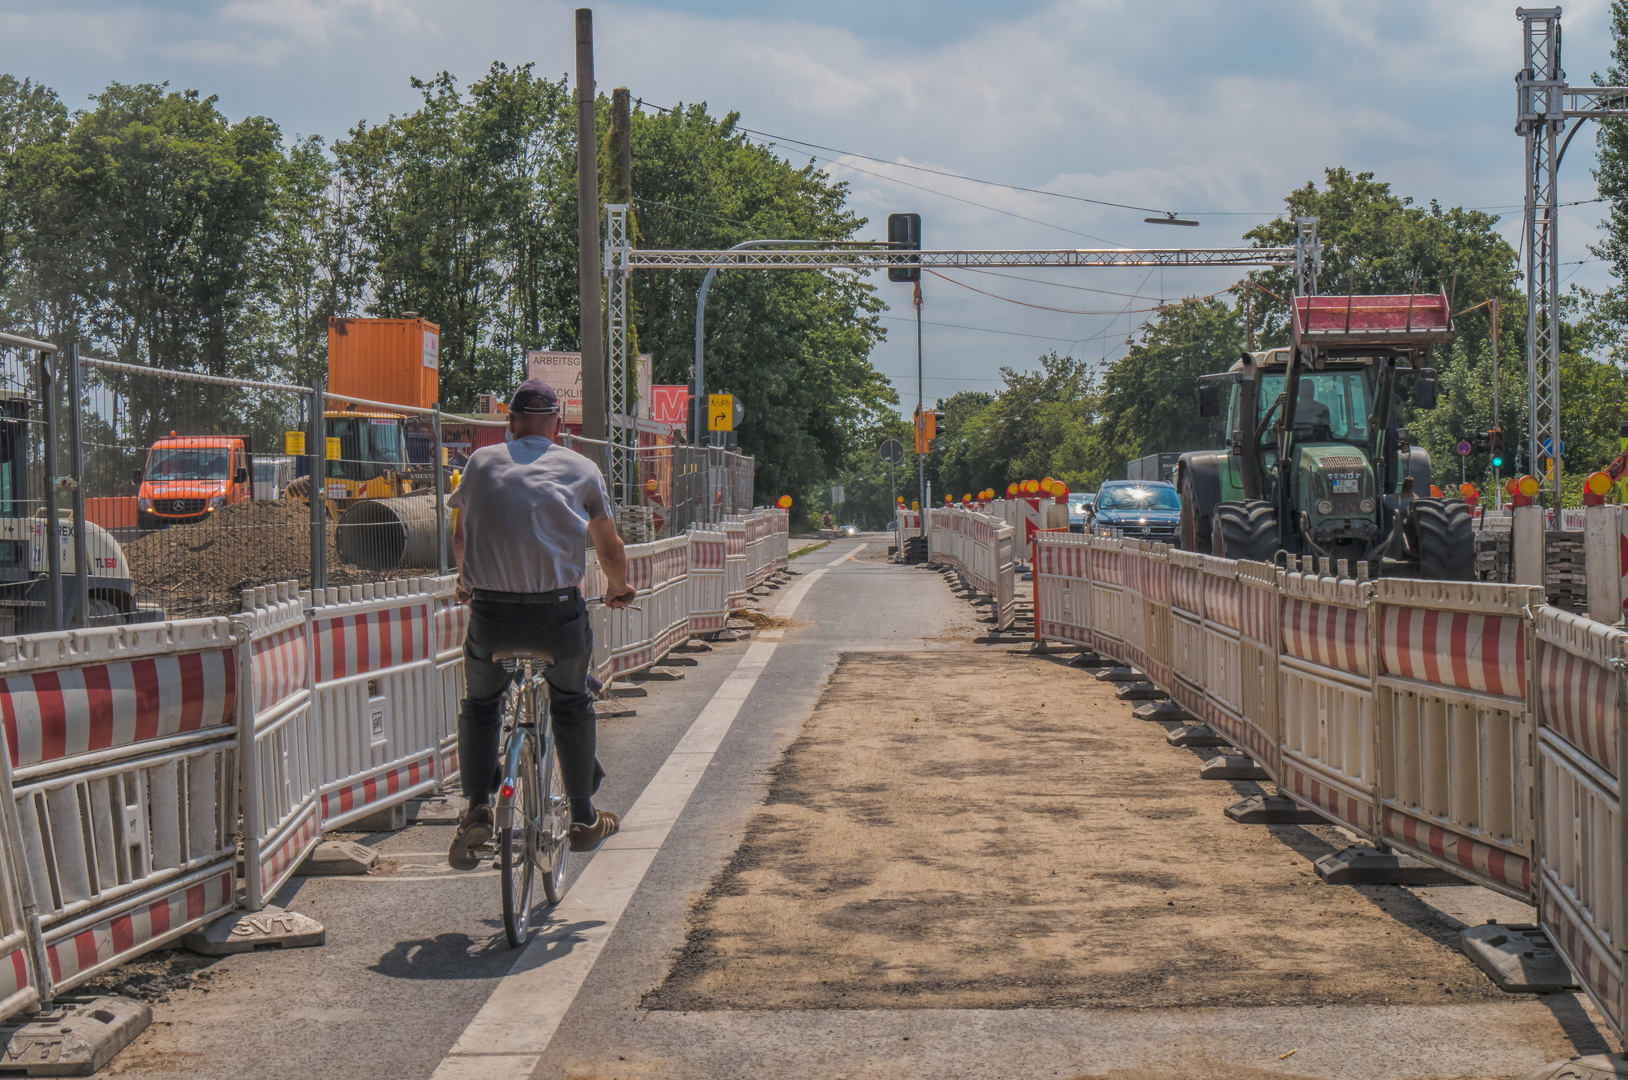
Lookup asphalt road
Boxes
[100,537,1618,1080]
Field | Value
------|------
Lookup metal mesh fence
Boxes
[0,343,59,635]
[77,357,320,621]
[322,395,449,580]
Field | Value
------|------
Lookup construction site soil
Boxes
[646,646,1567,1021]
[126,499,424,618]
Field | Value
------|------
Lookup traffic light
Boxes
[1488,427,1504,469]
[1468,432,1489,454]
[888,213,921,282]
[914,407,936,453]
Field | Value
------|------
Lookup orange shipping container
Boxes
[327,317,440,410]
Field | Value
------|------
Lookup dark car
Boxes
[1068,494,1095,533]
[1091,480,1181,544]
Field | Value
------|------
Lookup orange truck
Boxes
[136,435,254,530]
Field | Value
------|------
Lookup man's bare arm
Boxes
[453,514,469,601]
[587,517,636,608]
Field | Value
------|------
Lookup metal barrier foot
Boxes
[183,906,326,956]
[1518,1054,1628,1080]
[1197,754,1270,781]
[1224,794,1325,824]
[1166,723,1228,748]
[1458,923,1578,994]
[295,840,380,877]
[0,996,151,1076]
[1313,847,1463,886]
[1131,702,1194,722]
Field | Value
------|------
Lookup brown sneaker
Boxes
[448,803,493,870]
[568,809,620,852]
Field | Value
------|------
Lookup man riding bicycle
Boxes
[446,378,636,870]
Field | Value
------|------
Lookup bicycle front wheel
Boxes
[539,739,570,905]
[499,732,541,948]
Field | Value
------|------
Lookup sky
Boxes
[1,0,1619,412]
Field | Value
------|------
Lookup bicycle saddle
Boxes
[491,647,556,664]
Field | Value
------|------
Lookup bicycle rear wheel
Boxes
[499,730,540,948]
[539,735,570,905]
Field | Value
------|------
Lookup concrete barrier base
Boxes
[1519,1054,1628,1080]
[1198,754,1269,780]
[296,840,379,876]
[1224,794,1325,824]
[1314,847,1462,886]
[184,906,325,956]
[1166,723,1228,748]
[0,996,151,1076]
[1459,922,1578,993]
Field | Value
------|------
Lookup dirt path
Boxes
[647,647,1540,1014]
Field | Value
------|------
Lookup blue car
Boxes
[1091,480,1181,545]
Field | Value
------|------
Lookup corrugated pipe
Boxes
[337,495,448,571]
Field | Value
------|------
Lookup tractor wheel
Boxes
[1211,500,1279,562]
[1179,470,1212,554]
[1406,498,1476,581]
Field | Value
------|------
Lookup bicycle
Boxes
[490,647,572,947]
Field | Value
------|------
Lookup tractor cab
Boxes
[1177,292,1470,579]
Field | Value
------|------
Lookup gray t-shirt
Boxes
[447,435,611,593]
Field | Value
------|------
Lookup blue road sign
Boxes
[1456,440,1471,456]
[1541,437,1564,457]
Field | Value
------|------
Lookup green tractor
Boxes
[1174,291,1475,580]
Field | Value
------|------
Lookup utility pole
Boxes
[915,279,925,535]
[1244,276,1254,352]
[1491,297,1501,509]
[576,8,606,470]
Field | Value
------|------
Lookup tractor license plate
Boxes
[1331,474,1359,494]
[326,484,348,499]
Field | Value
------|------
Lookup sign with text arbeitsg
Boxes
[525,351,654,421]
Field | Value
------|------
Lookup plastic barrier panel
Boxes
[309,580,440,830]
[1167,550,1210,723]
[688,528,729,634]
[1033,534,1092,647]
[603,536,691,677]
[1197,555,1246,751]
[1,621,240,994]
[1087,536,1127,662]
[724,521,749,610]
[1533,605,1628,1035]
[236,583,320,911]
[1372,579,1542,900]
[1277,568,1378,837]
[1139,544,1174,690]
[1238,561,1281,778]
[430,574,466,785]
[930,508,1016,631]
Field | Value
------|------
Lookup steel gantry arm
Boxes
[1517,8,1628,508]
[599,204,1321,512]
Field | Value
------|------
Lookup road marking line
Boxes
[432,552,840,1078]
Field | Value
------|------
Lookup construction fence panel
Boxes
[1118,543,1150,679]
[1086,536,1127,663]
[1372,579,1542,901]
[1198,555,1248,755]
[1237,561,1281,780]
[2,621,239,995]
[235,583,320,911]
[1168,551,1209,724]
[1532,605,1628,1034]
[724,521,749,611]
[1033,534,1092,648]
[686,529,729,636]
[430,574,466,785]
[594,536,692,680]
[1276,568,1379,838]
[308,579,441,830]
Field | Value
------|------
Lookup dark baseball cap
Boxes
[510,378,560,415]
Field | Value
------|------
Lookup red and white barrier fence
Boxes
[1029,530,1628,1037]
[927,507,1017,631]
[0,509,795,1015]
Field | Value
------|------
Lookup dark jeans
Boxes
[459,595,604,808]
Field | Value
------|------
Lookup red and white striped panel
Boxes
[1144,557,1170,605]
[690,537,727,570]
[321,754,436,822]
[314,603,432,683]
[626,552,653,591]
[1382,807,1530,895]
[1282,761,1374,836]
[1205,578,1242,631]
[0,649,236,770]
[1537,646,1618,775]
[725,528,746,556]
[1543,892,1624,1033]
[259,804,320,897]
[434,599,469,654]
[1240,582,1276,647]
[1281,599,1369,678]
[0,942,28,1003]
[46,869,234,989]
[252,626,307,715]
[1171,567,1204,617]
[1378,608,1526,699]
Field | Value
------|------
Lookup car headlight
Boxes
[208,495,226,510]
[137,497,150,511]
[1359,497,1376,513]
[1316,499,1334,515]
